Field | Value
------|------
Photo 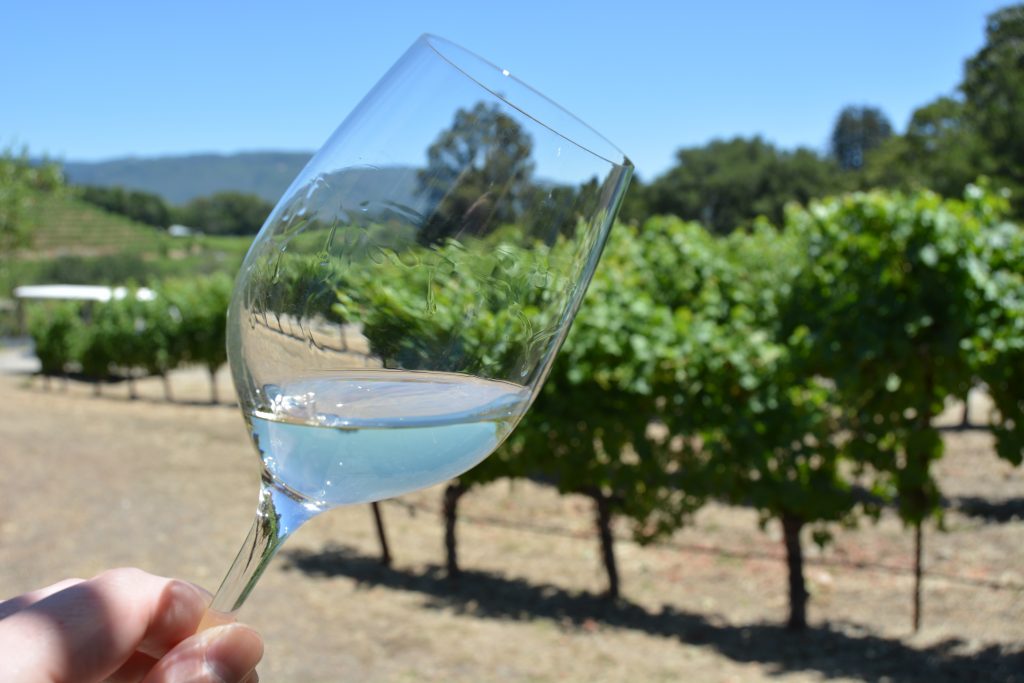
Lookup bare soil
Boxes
[0,363,1021,682]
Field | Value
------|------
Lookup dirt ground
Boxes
[0,354,1022,682]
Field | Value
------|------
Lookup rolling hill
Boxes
[1,191,251,297]
[63,152,312,205]
[30,193,169,254]
[62,154,431,223]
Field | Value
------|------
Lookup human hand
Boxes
[0,568,263,683]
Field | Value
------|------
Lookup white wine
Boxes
[247,370,531,508]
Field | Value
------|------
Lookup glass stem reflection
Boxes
[208,473,319,616]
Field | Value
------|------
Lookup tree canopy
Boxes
[174,191,274,235]
[963,4,1024,212]
[858,97,983,200]
[78,185,172,228]
[646,137,842,234]
[1,148,63,257]
[830,105,894,171]
[418,102,536,244]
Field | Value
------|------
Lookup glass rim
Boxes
[421,34,632,170]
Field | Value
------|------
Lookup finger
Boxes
[0,568,210,683]
[135,579,212,658]
[108,626,264,683]
[0,579,85,620]
[107,651,158,683]
[140,624,263,683]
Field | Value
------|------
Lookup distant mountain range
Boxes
[62,152,314,205]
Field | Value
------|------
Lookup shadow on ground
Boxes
[952,495,1024,523]
[282,544,1022,683]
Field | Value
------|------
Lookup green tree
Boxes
[418,102,535,244]
[498,222,703,596]
[674,324,853,631]
[963,4,1024,214]
[636,218,862,630]
[863,97,986,198]
[92,294,153,399]
[78,185,172,228]
[784,189,996,631]
[965,185,1024,465]
[519,178,604,243]
[176,191,274,236]
[73,308,115,395]
[904,98,984,196]
[1,148,63,277]
[27,302,80,389]
[614,175,649,225]
[162,274,233,403]
[648,137,841,234]
[134,295,184,401]
[830,105,894,171]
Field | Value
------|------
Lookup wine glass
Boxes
[203,34,633,626]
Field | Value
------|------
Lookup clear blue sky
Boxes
[1,0,1009,181]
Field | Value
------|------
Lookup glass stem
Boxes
[200,475,319,629]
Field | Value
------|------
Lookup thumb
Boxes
[141,624,263,683]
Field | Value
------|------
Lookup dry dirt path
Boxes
[1,362,1022,682]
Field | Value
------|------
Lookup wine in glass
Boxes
[204,34,633,625]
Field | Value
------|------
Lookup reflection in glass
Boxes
[207,34,632,619]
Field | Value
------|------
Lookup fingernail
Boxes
[205,625,263,683]
[163,580,205,627]
[188,580,215,603]
[140,581,208,657]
